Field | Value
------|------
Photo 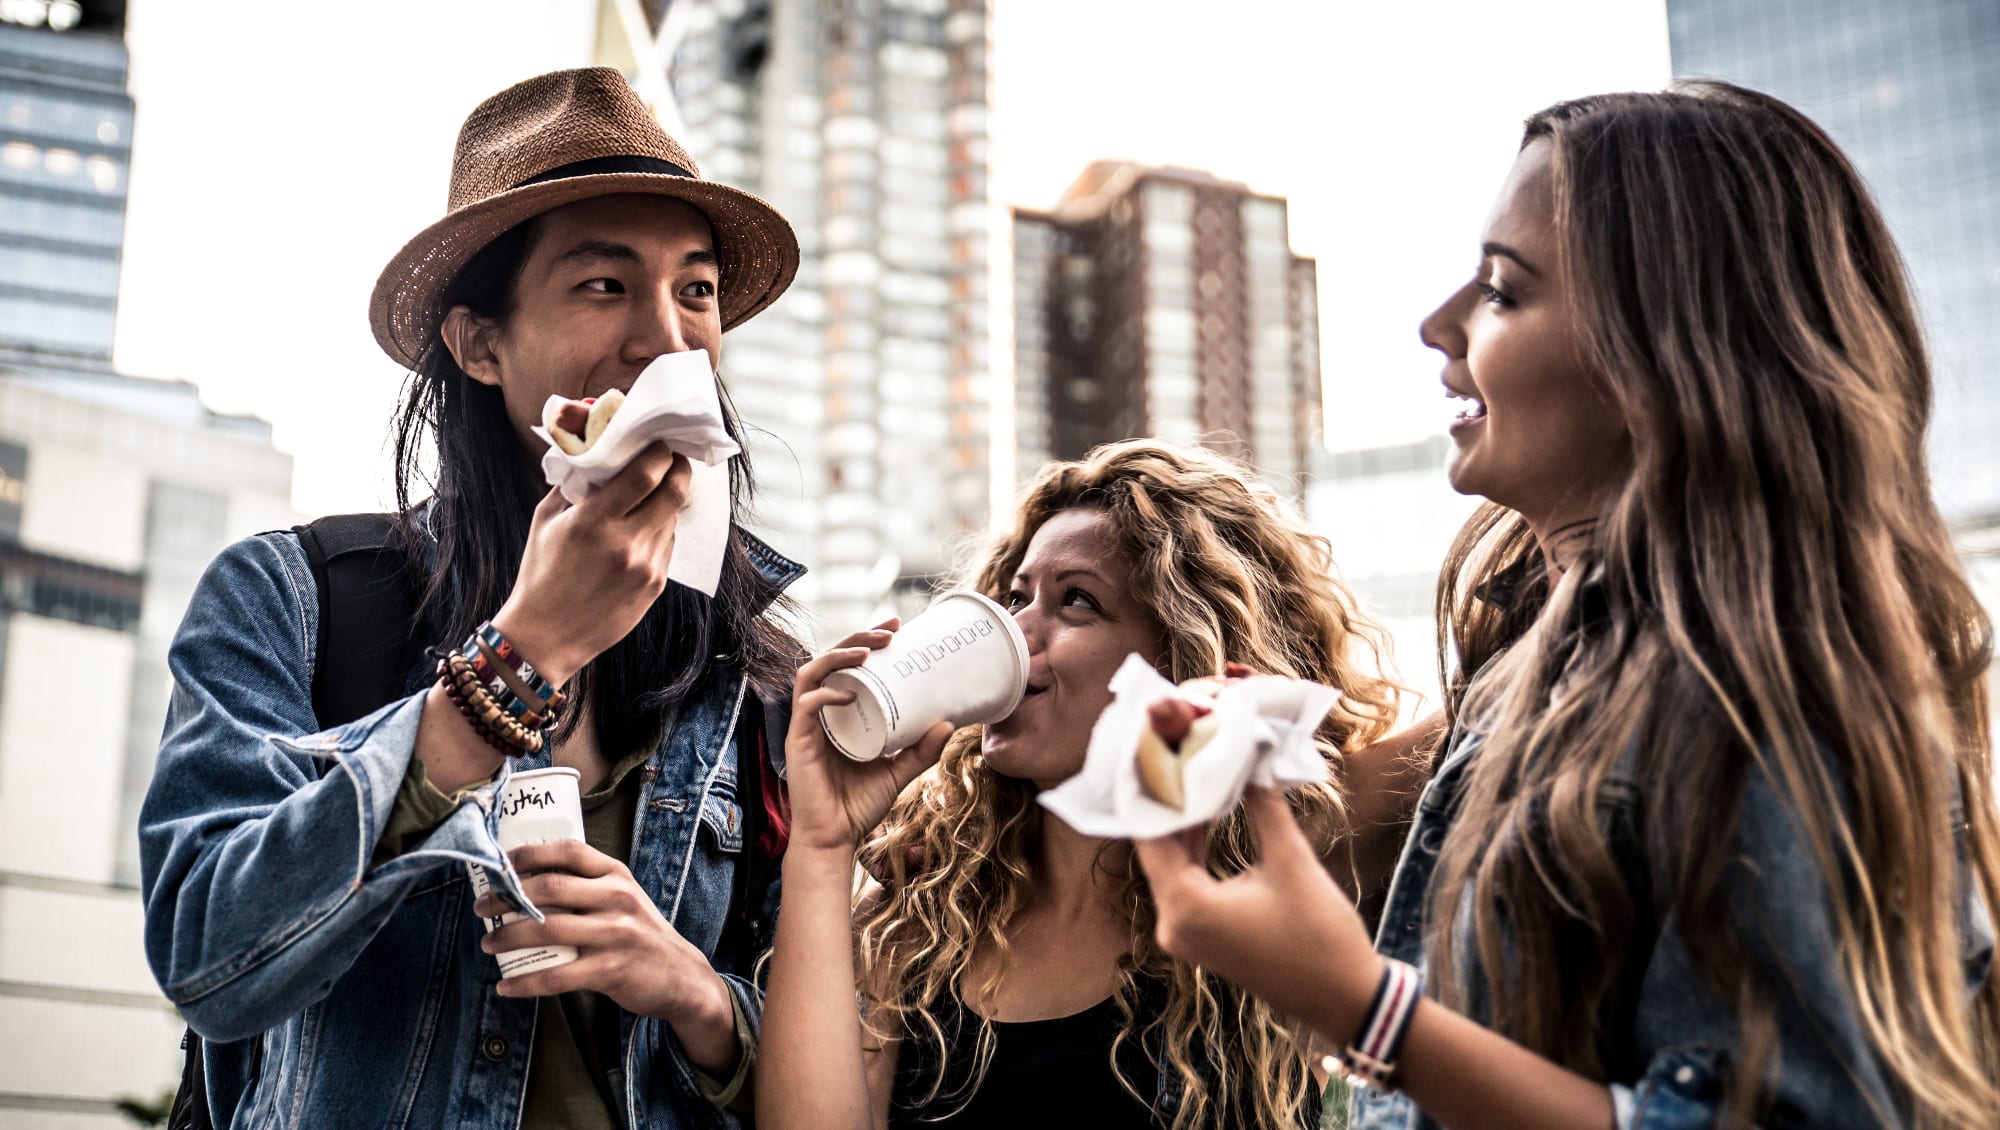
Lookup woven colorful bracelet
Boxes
[458,625,567,726]
[460,645,546,727]
[437,653,543,755]
[1339,958,1424,1090]
[474,621,563,708]
[458,640,516,701]
[457,636,566,730]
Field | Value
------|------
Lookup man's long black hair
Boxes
[389,216,802,753]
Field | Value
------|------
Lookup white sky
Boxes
[112,0,1670,517]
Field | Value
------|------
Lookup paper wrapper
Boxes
[529,351,741,597]
[1038,654,1340,838]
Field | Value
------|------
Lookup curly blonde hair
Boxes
[855,440,1402,1128]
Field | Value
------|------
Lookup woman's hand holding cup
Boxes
[785,621,954,858]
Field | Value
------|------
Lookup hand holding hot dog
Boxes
[491,440,693,686]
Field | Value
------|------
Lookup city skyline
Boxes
[107,0,1671,520]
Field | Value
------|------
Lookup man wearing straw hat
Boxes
[140,68,806,1128]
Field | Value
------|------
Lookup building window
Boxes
[0,541,144,634]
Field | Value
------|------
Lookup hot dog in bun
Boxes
[543,389,626,456]
[1136,672,1253,810]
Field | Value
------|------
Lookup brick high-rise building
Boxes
[595,0,999,628]
[1011,162,1322,496]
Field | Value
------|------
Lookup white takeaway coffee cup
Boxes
[466,766,584,979]
[820,591,1029,762]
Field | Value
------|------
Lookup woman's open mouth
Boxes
[1447,387,1487,432]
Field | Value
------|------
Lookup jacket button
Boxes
[482,1034,509,1061]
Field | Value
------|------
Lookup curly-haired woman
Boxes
[757,440,1419,1128]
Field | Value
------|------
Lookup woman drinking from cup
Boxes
[758,440,1413,1128]
[1134,82,2000,1129]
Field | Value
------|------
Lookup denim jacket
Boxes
[1350,722,1995,1130]
[138,527,803,1130]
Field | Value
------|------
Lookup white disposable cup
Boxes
[466,766,583,979]
[820,592,1029,762]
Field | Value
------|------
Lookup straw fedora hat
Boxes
[370,67,799,369]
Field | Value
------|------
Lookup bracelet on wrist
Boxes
[1337,957,1424,1091]
[471,621,566,712]
[454,622,569,730]
[437,651,543,756]
[442,655,538,755]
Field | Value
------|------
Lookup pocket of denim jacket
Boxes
[699,775,746,854]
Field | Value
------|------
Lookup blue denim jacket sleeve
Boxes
[138,533,523,1042]
[1606,763,1995,1130]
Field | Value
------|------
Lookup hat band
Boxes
[513,154,694,189]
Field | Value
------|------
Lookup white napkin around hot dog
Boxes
[529,350,742,597]
[1038,654,1340,838]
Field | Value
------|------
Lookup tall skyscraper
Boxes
[1667,0,2000,537]
[0,350,298,1125]
[596,0,999,628]
[0,2,132,360]
[0,5,304,1118]
[1011,162,1323,497]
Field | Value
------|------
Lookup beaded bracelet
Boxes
[1338,958,1424,1090]
[449,651,542,747]
[437,651,543,756]
[439,652,538,755]
[440,672,534,755]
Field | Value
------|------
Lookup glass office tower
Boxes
[0,3,133,359]
[1669,0,2000,529]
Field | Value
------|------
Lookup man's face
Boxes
[449,193,723,452]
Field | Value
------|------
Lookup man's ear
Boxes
[441,306,503,387]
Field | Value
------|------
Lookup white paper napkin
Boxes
[529,350,741,597]
[1038,654,1340,838]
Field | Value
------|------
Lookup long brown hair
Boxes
[857,440,1402,1128]
[1428,82,2000,1126]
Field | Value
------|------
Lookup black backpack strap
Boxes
[166,1027,209,1130]
[294,513,427,730]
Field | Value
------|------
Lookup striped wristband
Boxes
[1339,958,1424,1090]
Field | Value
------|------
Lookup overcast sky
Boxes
[112,0,1670,517]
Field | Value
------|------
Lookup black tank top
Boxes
[889,991,1162,1128]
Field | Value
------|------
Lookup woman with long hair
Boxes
[1137,82,2000,1129]
[758,441,1411,1128]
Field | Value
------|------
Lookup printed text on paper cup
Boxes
[894,616,999,678]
